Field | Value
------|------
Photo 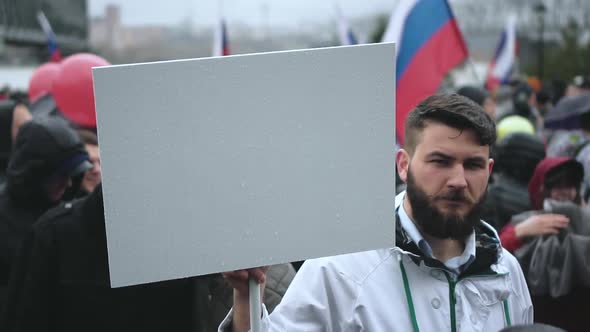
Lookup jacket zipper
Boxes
[443,271,457,332]
[442,271,510,332]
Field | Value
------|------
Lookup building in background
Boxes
[0,0,89,90]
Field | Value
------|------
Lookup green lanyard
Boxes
[400,260,420,332]
[399,259,512,332]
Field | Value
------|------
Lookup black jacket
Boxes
[483,175,532,230]
[0,117,90,309]
[1,185,199,332]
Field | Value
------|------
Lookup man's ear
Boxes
[488,158,494,175]
[397,149,410,182]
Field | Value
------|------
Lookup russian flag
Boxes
[335,7,359,46]
[382,0,468,144]
[36,11,62,63]
[485,15,517,91]
[213,18,231,57]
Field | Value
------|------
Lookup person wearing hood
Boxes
[499,157,588,332]
[499,157,583,253]
[0,117,91,308]
[220,94,532,332]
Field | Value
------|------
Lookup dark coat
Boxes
[483,175,532,230]
[0,117,90,307]
[1,185,199,332]
[513,200,590,332]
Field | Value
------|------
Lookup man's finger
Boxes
[248,267,268,284]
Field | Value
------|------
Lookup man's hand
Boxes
[514,213,570,238]
[222,267,269,332]
[223,267,269,294]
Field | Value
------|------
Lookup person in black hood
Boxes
[0,116,91,308]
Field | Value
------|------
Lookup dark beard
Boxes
[405,169,486,240]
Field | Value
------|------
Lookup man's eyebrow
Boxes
[425,152,488,164]
[425,151,454,160]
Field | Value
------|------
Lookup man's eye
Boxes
[431,159,448,165]
[465,162,484,169]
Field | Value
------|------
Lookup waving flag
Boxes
[382,0,468,144]
[213,18,231,57]
[335,6,358,45]
[36,11,62,62]
[485,15,517,91]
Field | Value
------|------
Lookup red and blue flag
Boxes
[37,11,62,63]
[382,0,468,144]
[485,15,517,91]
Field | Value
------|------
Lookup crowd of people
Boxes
[0,52,588,332]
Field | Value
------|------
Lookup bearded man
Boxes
[221,94,533,332]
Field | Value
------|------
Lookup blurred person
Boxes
[499,158,589,332]
[546,110,590,202]
[499,158,582,252]
[565,75,590,97]
[483,133,546,230]
[535,89,553,118]
[76,130,101,196]
[220,94,532,331]
[546,111,590,158]
[0,117,91,308]
[457,85,496,119]
[499,83,542,133]
[496,115,535,142]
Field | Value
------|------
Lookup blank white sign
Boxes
[93,43,396,287]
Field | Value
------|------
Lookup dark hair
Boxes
[457,85,490,106]
[404,94,496,153]
[545,161,583,190]
[77,129,98,146]
[495,132,545,184]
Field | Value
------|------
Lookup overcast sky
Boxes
[88,0,395,28]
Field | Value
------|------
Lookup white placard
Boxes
[93,43,396,287]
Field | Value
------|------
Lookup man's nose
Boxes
[92,161,101,174]
[447,165,467,189]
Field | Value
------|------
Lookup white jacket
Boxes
[220,192,533,331]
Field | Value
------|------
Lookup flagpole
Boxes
[466,58,483,86]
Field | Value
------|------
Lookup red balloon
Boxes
[51,53,110,128]
[28,62,61,103]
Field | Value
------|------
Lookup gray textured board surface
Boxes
[93,43,396,287]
